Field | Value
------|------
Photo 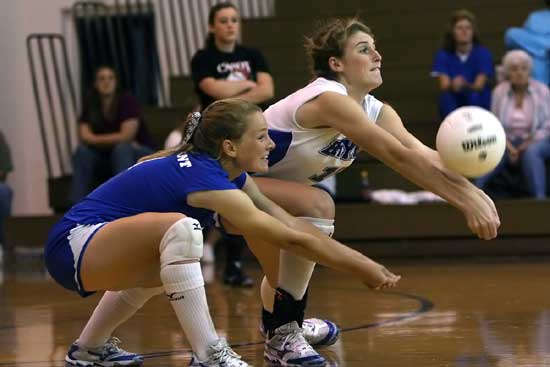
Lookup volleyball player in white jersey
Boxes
[238,18,501,366]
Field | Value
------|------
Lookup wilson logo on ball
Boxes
[461,135,498,152]
[436,106,505,178]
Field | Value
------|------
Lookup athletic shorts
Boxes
[44,217,106,297]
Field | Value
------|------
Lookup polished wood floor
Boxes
[2,252,550,366]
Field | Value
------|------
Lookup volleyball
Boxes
[436,106,506,178]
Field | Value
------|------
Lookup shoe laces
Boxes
[209,341,242,364]
[279,326,314,352]
[101,337,123,355]
[302,320,316,334]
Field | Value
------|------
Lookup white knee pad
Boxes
[299,217,335,237]
[119,286,164,309]
[159,217,203,268]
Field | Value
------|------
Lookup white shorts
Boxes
[45,219,106,297]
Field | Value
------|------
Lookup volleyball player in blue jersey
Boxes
[44,99,399,367]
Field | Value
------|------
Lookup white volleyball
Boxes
[436,106,506,178]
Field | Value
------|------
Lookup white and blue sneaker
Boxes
[189,338,248,366]
[301,319,339,347]
[264,321,327,367]
[65,337,143,366]
[261,318,340,347]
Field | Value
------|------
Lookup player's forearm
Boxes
[422,146,474,187]
[285,218,383,279]
[253,197,367,273]
[381,146,470,211]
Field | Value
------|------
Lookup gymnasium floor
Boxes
[1,252,550,366]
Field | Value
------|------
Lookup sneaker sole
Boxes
[65,357,94,367]
[65,358,143,367]
[264,352,327,367]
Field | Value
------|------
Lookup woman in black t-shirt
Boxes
[190,2,275,288]
[191,2,274,110]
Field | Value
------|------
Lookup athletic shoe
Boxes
[261,318,340,347]
[301,319,339,347]
[189,338,248,366]
[264,321,327,366]
[65,337,143,366]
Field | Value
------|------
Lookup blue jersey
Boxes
[45,151,245,297]
[65,151,246,227]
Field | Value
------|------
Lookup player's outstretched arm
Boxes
[377,104,501,240]
[304,92,500,239]
[188,187,400,289]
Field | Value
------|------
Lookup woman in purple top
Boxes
[70,65,154,204]
[477,50,550,199]
[431,9,494,119]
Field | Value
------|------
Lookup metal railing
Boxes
[27,34,78,180]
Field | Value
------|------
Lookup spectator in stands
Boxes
[190,2,274,287]
[476,50,550,199]
[0,130,13,252]
[431,9,494,119]
[505,0,550,86]
[191,2,274,110]
[70,65,154,204]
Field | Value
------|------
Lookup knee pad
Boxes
[159,217,203,268]
[119,286,164,309]
[299,217,335,237]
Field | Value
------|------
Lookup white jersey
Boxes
[264,77,384,184]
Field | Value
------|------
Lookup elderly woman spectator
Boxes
[477,50,550,199]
